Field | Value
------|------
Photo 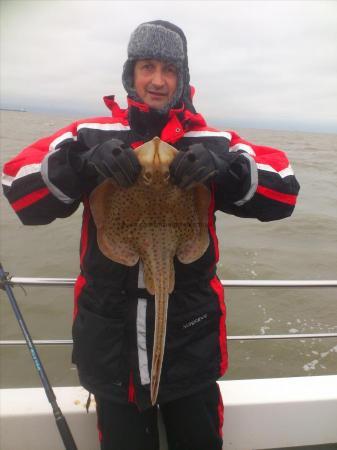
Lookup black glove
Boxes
[69,139,141,188]
[170,143,247,190]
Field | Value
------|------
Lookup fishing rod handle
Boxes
[54,407,78,450]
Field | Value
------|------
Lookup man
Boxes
[2,20,300,450]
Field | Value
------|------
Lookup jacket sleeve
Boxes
[214,131,300,221]
[1,121,87,225]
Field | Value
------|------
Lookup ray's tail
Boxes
[150,265,172,405]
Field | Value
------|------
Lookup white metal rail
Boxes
[1,276,337,344]
[7,277,337,288]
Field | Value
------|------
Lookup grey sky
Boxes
[1,0,337,132]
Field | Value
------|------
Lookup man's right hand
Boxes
[70,139,141,188]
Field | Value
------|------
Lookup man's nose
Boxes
[151,69,165,86]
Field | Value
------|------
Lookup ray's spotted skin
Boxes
[89,137,210,405]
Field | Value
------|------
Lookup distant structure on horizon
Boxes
[0,107,27,112]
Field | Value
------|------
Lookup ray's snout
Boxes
[138,137,175,186]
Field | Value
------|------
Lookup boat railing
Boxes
[1,276,337,344]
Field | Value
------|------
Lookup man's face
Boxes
[134,59,178,110]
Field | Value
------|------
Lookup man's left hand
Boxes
[169,143,244,190]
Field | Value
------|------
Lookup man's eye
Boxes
[166,66,177,74]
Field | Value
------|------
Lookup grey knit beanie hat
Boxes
[122,20,190,112]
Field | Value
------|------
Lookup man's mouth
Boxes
[147,91,167,97]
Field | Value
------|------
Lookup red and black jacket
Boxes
[2,95,300,409]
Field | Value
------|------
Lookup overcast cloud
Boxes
[1,0,337,132]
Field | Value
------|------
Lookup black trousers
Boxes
[96,383,224,450]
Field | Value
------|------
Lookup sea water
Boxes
[1,110,336,388]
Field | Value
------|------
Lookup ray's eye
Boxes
[144,171,152,182]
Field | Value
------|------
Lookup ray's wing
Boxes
[89,180,139,266]
[176,184,211,264]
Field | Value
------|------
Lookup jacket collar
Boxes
[103,94,206,144]
[103,95,128,121]
[126,97,186,117]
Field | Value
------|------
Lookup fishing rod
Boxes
[0,263,78,450]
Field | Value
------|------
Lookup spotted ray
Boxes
[89,137,210,405]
